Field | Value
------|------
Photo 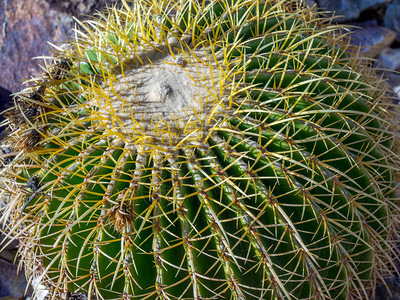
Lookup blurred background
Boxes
[1,0,400,299]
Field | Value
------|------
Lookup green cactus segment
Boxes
[1,0,399,300]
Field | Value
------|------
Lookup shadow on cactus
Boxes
[0,0,399,299]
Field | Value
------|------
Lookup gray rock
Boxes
[383,0,400,41]
[0,86,12,132]
[349,24,396,57]
[377,47,400,70]
[375,276,400,300]
[377,69,400,100]
[317,0,390,21]
[305,0,317,9]
[0,259,30,298]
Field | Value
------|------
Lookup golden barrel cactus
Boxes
[0,0,399,299]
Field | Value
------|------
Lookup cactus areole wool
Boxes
[95,45,231,151]
[1,0,399,300]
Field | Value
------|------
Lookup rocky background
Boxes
[1,0,400,299]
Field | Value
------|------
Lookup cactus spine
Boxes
[1,0,399,299]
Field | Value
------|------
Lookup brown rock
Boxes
[0,0,122,93]
[45,0,119,18]
[0,0,74,92]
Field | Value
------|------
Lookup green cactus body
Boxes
[1,0,399,299]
